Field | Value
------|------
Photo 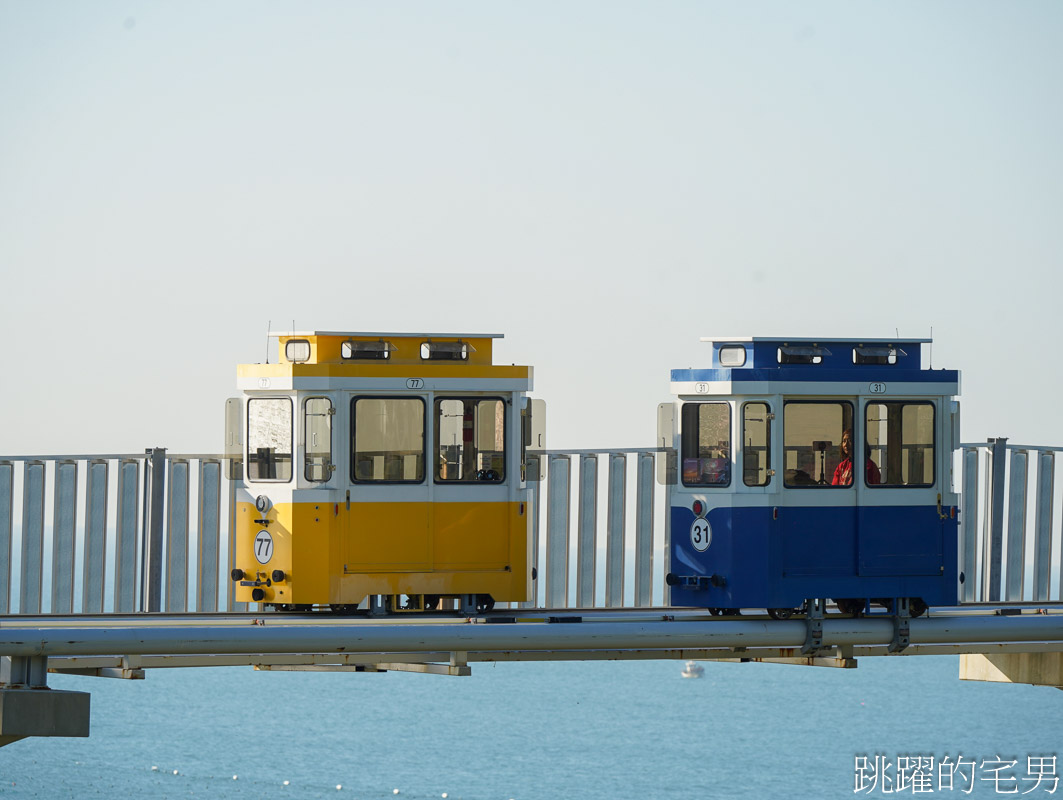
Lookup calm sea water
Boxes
[1,656,1059,799]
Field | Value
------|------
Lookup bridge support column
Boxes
[0,656,90,747]
[960,653,1063,690]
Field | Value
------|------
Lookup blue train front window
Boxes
[783,402,854,486]
[742,402,772,486]
[681,403,731,486]
[865,402,935,487]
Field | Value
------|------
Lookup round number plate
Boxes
[690,518,712,552]
[254,530,274,564]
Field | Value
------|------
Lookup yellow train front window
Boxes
[352,397,425,483]
[304,397,333,482]
[247,398,293,482]
[435,398,505,482]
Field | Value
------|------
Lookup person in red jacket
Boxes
[832,429,881,486]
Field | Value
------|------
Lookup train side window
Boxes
[247,397,293,482]
[742,402,772,486]
[351,397,425,483]
[681,402,731,487]
[304,397,333,482]
[435,398,505,482]
[783,401,853,487]
[865,402,935,487]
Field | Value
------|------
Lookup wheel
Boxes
[708,608,724,616]
[767,607,795,620]
[835,598,864,616]
[475,594,495,613]
[908,598,929,618]
[329,603,357,614]
[423,594,440,611]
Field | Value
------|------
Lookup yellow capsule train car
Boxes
[226,332,540,612]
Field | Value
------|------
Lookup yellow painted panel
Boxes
[433,502,510,569]
[346,502,430,571]
[233,498,530,606]
[233,501,338,605]
[238,363,531,380]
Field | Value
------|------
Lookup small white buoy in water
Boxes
[443,794,448,798]
[336,785,342,791]
[233,775,238,780]
[283,780,290,786]
[394,790,400,795]
[151,766,158,772]
[172,770,179,776]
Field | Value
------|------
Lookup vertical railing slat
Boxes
[634,452,654,607]
[83,460,109,613]
[0,461,12,614]
[226,458,246,613]
[1032,451,1055,603]
[606,454,626,607]
[20,461,46,614]
[576,455,597,608]
[166,459,190,613]
[115,459,140,613]
[51,461,79,614]
[1005,450,1028,601]
[544,455,571,608]
[198,460,221,612]
[960,448,980,603]
[983,439,1008,602]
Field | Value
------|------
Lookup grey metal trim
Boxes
[634,452,654,607]
[83,461,109,614]
[226,459,244,613]
[20,461,45,615]
[166,459,190,613]
[576,455,597,608]
[1032,451,1055,602]
[198,461,221,613]
[544,455,571,607]
[521,455,542,610]
[51,460,78,615]
[0,462,12,615]
[606,454,626,608]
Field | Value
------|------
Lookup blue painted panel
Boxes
[857,506,943,576]
[668,502,959,609]
[780,506,856,576]
[670,367,959,385]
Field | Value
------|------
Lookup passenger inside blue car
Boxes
[832,429,881,486]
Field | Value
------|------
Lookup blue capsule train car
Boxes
[663,337,960,617]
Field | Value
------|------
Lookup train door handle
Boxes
[346,490,350,511]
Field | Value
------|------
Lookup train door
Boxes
[856,398,943,576]
[430,395,511,571]
[778,399,858,579]
[346,395,430,572]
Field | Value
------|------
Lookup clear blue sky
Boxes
[2,2,1061,453]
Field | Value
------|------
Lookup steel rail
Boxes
[3,615,1063,658]
[3,603,1058,629]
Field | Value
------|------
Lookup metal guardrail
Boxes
[1,441,1059,616]
[0,450,239,615]
[960,439,1062,604]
